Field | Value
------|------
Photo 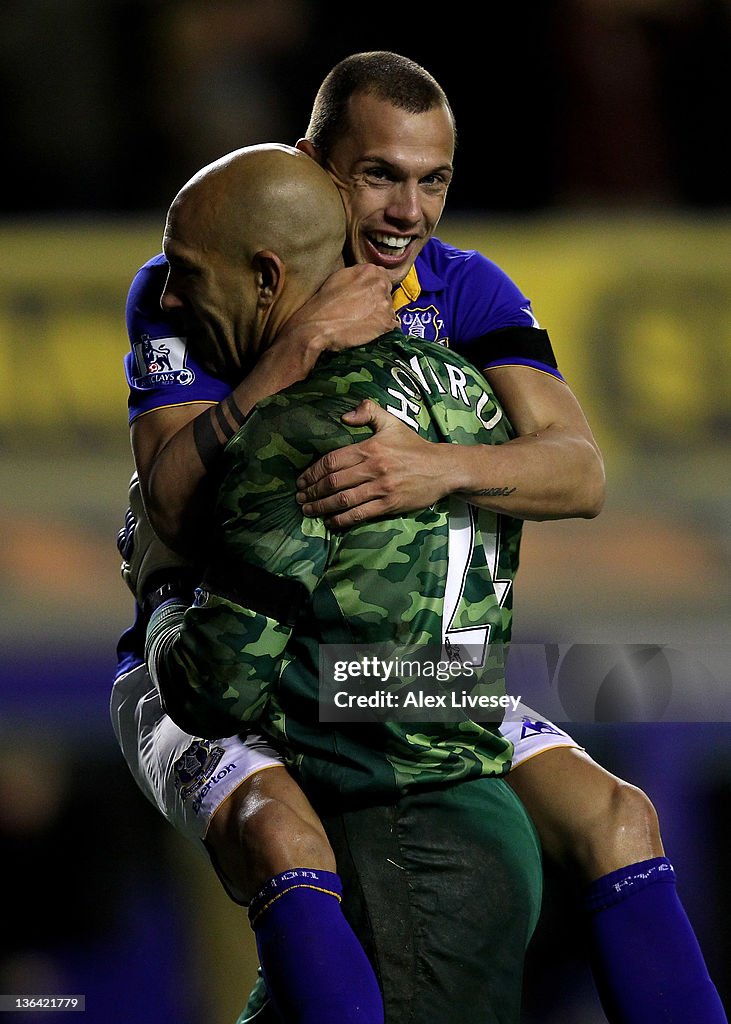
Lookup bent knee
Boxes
[241,795,336,877]
[580,778,664,880]
[207,769,336,901]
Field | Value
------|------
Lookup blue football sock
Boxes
[248,868,384,1024]
[585,857,727,1023]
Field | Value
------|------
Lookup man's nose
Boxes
[160,284,183,312]
[386,182,421,224]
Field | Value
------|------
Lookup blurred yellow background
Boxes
[2,213,728,646]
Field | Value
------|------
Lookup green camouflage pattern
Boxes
[161,331,523,798]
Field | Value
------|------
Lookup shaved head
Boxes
[162,144,347,372]
[166,143,346,291]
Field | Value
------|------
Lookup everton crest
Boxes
[399,305,444,345]
[173,739,226,800]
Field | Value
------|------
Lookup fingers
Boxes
[322,497,392,532]
[295,403,390,489]
[297,482,379,521]
[341,398,390,428]
[295,402,403,524]
[296,460,380,506]
[295,445,365,493]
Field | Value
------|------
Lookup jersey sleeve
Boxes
[146,392,358,738]
[448,250,564,381]
[123,254,232,424]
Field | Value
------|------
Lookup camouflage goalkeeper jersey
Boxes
[156,330,523,800]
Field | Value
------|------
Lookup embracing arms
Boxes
[295,364,606,528]
[132,263,395,554]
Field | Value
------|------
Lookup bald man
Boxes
[142,143,542,1024]
[159,145,349,382]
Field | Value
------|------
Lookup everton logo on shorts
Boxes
[399,305,444,344]
[173,740,226,801]
[132,334,195,389]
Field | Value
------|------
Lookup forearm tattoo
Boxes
[222,394,248,428]
[467,486,517,497]
[192,409,222,468]
[193,396,250,469]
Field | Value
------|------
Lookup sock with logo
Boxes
[248,868,384,1024]
[585,857,727,1023]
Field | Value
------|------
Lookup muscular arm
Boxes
[466,364,606,518]
[145,396,344,738]
[132,337,322,554]
[132,264,395,553]
[295,364,606,528]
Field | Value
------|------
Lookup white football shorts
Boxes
[110,664,283,843]
[503,702,583,768]
[110,667,581,846]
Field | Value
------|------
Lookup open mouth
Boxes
[364,231,416,264]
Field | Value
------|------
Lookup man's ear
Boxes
[295,138,321,164]
[253,250,284,308]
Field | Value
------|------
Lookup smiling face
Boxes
[314,92,455,287]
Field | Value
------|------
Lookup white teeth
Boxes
[371,233,410,250]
